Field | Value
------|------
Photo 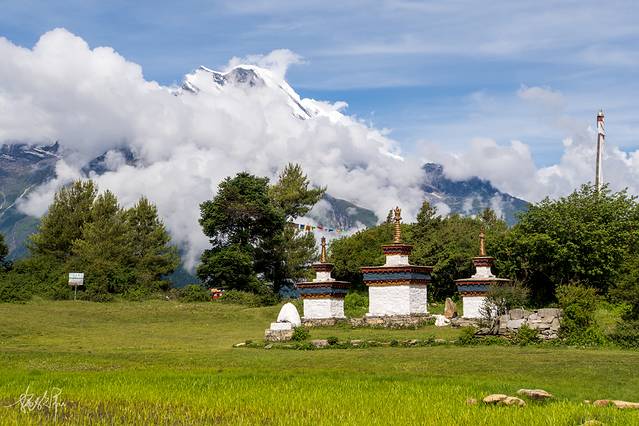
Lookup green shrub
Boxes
[480,281,530,321]
[344,292,368,318]
[458,327,478,345]
[389,339,399,347]
[220,289,279,307]
[177,284,210,302]
[123,286,153,301]
[480,335,510,346]
[291,327,310,342]
[556,284,606,345]
[0,273,31,302]
[609,321,639,349]
[327,336,339,346]
[514,324,539,346]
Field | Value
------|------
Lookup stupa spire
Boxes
[320,236,327,263]
[393,206,402,243]
[479,228,486,256]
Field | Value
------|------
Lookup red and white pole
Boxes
[595,110,605,192]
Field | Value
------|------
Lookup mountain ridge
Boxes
[0,143,528,261]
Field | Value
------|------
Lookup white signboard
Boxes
[68,273,84,286]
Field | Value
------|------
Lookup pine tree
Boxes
[268,164,323,288]
[269,163,325,220]
[30,180,97,260]
[124,197,179,289]
[72,190,132,297]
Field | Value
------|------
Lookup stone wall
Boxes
[498,308,562,340]
[350,314,432,329]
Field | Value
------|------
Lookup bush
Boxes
[480,281,530,321]
[0,273,31,302]
[327,336,339,346]
[514,324,539,346]
[219,289,279,307]
[178,284,210,302]
[344,292,368,318]
[557,284,607,346]
[123,286,153,302]
[609,321,639,349]
[458,326,478,345]
[291,326,310,341]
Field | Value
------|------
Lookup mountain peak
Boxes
[421,162,528,225]
[179,64,315,120]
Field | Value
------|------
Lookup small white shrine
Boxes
[296,237,349,320]
[264,303,301,341]
[361,207,432,316]
[455,230,510,318]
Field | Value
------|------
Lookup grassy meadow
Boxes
[1,300,638,425]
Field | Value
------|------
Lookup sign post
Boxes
[68,273,84,301]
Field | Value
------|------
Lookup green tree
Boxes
[0,233,9,271]
[331,223,394,290]
[72,190,133,298]
[268,164,324,286]
[278,225,316,282]
[198,244,258,291]
[268,163,325,220]
[29,180,97,260]
[198,172,285,291]
[412,205,507,300]
[124,197,180,290]
[496,184,639,304]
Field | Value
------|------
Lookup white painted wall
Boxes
[384,254,410,266]
[313,271,334,282]
[368,285,428,316]
[463,296,487,319]
[472,266,495,279]
[409,285,428,314]
[368,286,410,316]
[303,298,345,319]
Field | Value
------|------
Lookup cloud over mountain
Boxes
[0,29,425,268]
[1,29,638,269]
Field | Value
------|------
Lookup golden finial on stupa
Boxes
[393,206,402,243]
[479,228,486,256]
[320,236,327,263]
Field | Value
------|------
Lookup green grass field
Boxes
[1,300,638,425]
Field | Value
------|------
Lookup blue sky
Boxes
[2,0,638,166]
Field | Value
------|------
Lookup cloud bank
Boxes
[1,30,638,269]
[425,86,639,203]
[0,29,424,268]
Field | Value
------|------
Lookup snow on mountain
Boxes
[178,64,345,122]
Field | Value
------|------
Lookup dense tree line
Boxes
[0,180,179,301]
[331,184,639,308]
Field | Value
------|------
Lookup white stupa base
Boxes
[366,285,428,316]
[303,298,345,319]
[462,296,487,319]
[269,322,294,331]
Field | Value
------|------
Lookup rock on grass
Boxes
[593,400,639,409]
[499,397,526,407]
[482,394,526,407]
[483,394,508,404]
[517,388,553,400]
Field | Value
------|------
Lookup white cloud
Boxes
[2,29,425,269]
[226,49,304,80]
[4,29,639,271]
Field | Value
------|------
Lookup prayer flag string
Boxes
[288,221,351,235]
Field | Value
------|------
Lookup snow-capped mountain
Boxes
[177,65,344,122]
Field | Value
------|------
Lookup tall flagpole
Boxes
[595,110,605,192]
